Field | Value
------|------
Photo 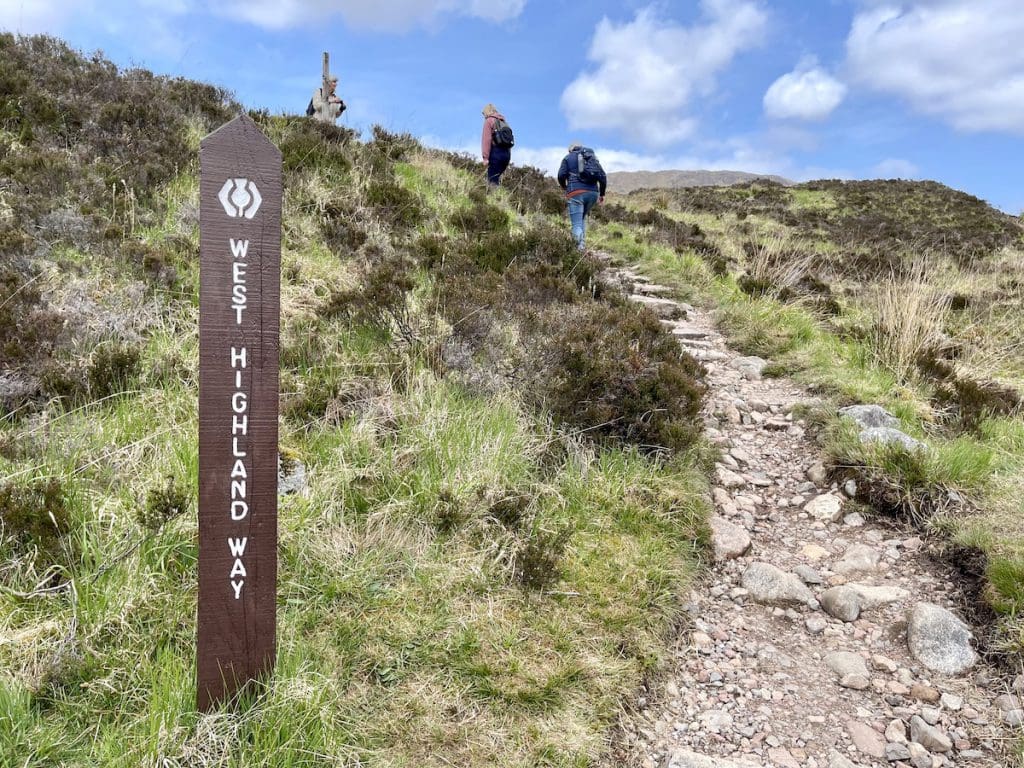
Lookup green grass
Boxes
[0,372,708,767]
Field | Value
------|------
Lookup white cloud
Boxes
[846,0,1024,134]
[560,0,768,148]
[217,0,525,30]
[871,158,920,178]
[763,58,846,121]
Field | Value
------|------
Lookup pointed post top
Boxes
[201,114,281,161]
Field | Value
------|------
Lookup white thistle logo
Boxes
[218,178,262,219]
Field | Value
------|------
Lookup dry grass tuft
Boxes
[866,260,952,383]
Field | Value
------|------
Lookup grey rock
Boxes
[847,583,909,609]
[844,479,858,498]
[885,719,907,743]
[839,404,900,430]
[1005,709,1024,728]
[828,751,859,768]
[820,586,862,622]
[804,493,844,522]
[806,461,828,484]
[710,516,752,561]
[698,709,733,734]
[847,719,886,758]
[834,544,881,576]
[841,673,871,690]
[907,602,977,675]
[806,615,828,634]
[884,743,911,762]
[667,750,760,768]
[939,692,962,711]
[907,742,932,768]
[958,751,986,761]
[859,427,928,453]
[742,562,815,607]
[843,512,866,527]
[826,651,869,679]
[628,294,685,320]
[909,715,952,752]
[794,564,823,584]
[730,355,768,380]
[278,455,308,495]
[716,466,746,489]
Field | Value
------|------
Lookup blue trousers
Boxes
[487,147,511,185]
[566,191,599,250]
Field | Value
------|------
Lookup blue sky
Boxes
[3,0,1023,213]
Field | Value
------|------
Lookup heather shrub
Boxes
[515,522,573,590]
[274,116,358,174]
[536,303,706,453]
[0,477,74,568]
[0,260,63,369]
[136,476,192,532]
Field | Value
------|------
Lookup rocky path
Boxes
[603,263,1023,768]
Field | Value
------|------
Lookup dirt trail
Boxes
[602,261,1019,768]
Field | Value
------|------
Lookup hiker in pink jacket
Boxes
[481,103,513,186]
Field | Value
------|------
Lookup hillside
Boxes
[607,169,793,194]
[2,33,1024,768]
[0,35,712,767]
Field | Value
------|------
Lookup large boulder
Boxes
[907,602,977,675]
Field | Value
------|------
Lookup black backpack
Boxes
[306,98,315,117]
[575,147,603,185]
[491,117,515,148]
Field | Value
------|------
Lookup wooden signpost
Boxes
[197,114,281,710]
[322,52,330,123]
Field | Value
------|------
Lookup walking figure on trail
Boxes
[481,103,514,186]
[557,142,607,251]
[308,74,346,123]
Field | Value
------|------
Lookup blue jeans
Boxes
[487,147,511,185]
[566,191,599,250]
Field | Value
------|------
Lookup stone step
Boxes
[634,283,673,296]
[629,294,685,319]
[671,325,710,340]
[692,350,728,362]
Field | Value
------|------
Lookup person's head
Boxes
[482,103,499,118]
[568,142,583,152]
[328,74,338,92]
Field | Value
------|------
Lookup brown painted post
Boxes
[197,114,281,711]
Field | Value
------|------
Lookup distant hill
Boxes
[607,169,793,194]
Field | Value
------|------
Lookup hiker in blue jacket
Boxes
[557,143,607,251]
